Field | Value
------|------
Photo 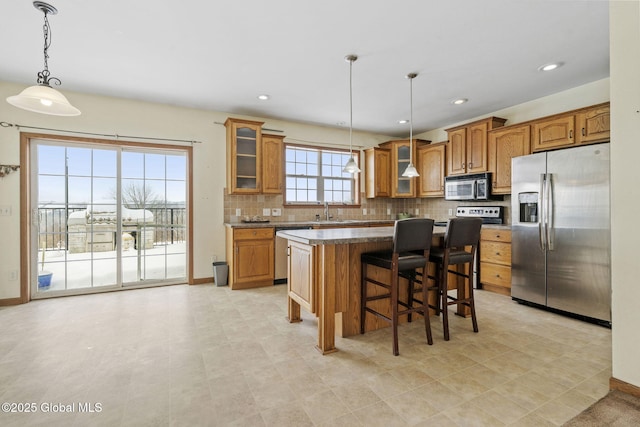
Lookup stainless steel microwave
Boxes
[444,172,491,201]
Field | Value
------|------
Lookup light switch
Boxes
[271,208,282,216]
[235,208,242,216]
[262,208,271,216]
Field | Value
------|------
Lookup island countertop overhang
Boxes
[276,225,448,245]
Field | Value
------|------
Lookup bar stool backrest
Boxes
[444,217,483,249]
[393,218,435,254]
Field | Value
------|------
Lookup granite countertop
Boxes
[276,225,448,245]
[224,219,396,229]
[225,219,511,230]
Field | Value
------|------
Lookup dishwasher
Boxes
[274,226,312,284]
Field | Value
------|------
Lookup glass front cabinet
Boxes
[225,118,264,194]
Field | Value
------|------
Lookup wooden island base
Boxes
[280,227,470,354]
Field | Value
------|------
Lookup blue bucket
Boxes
[38,271,53,289]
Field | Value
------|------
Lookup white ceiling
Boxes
[0,0,609,137]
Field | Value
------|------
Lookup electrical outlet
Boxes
[387,208,391,215]
[271,208,282,216]
[8,270,18,281]
[448,208,453,216]
[362,208,367,215]
[262,208,271,217]
[0,205,11,216]
[415,208,420,215]
[235,208,242,217]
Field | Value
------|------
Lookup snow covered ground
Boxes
[37,242,187,293]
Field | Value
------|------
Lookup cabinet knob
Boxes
[582,127,586,136]
[496,274,501,278]
[569,130,573,139]
[495,252,500,256]
[468,162,473,168]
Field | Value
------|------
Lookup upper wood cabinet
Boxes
[364,147,391,198]
[531,102,610,152]
[446,117,507,176]
[532,114,575,152]
[226,118,263,194]
[380,139,428,198]
[576,103,610,145]
[417,142,446,197]
[262,134,284,194]
[488,125,531,195]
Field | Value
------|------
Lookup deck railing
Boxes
[38,206,187,250]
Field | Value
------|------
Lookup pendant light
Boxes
[342,55,361,174]
[6,1,81,116]
[402,73,419,177]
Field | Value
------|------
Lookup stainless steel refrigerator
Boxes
[511,143,611,324]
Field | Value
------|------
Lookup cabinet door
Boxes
[288,241,315,313]
[226,118,263,194]
[467,122,488,173]
[262,134,284,194]
[447,128,467,175]
[365,148,390,198]
[488,125,531,194]
[576,105,610,145]
[234,238,274,284]
[532,115,575,151]
[417,143,445,197]
[391,141,415,198]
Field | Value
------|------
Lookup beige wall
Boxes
[610,0,640,389]
[0,81,390,298]
[416,78,610,142]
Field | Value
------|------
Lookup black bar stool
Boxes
[360,218,435,356]
[427,217,482,341]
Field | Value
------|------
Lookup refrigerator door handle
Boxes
[547,173,554,250]
[539,173,547,251]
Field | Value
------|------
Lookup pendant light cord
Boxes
[409,75,413,164]
[349,58,353,156]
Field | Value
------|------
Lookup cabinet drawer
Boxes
[481,228,511,243]
[234,228,274,240]
[480,241,511,265]
[480,263,511,288]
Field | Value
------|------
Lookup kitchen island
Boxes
[277,225,451,354]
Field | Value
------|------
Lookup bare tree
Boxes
[110,182,163,208]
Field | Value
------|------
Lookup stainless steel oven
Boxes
[444,172,491,201]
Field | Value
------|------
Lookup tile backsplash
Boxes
[224,190,511,224]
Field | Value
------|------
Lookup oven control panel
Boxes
[456,206,503,223]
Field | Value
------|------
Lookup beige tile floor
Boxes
[0,284,611,426]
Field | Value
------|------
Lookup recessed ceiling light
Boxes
[538,62,563,72]
[398,119,409,124]
[452,98,468,105]
[257,94,270,100]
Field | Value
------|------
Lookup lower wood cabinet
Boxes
[479,228,512,296]
[225,227,274,289]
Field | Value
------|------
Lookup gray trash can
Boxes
[213,261,228,286]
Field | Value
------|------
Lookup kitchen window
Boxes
[284,144,360,205]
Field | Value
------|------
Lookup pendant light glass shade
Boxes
[402,72,419,178]
[6,2,80,116]
[342,55,360,174]
[343,156,360,173]
[7,84,80,116]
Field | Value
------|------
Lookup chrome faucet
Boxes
[323,201,332,221]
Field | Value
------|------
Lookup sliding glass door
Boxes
[31,138,188,298]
